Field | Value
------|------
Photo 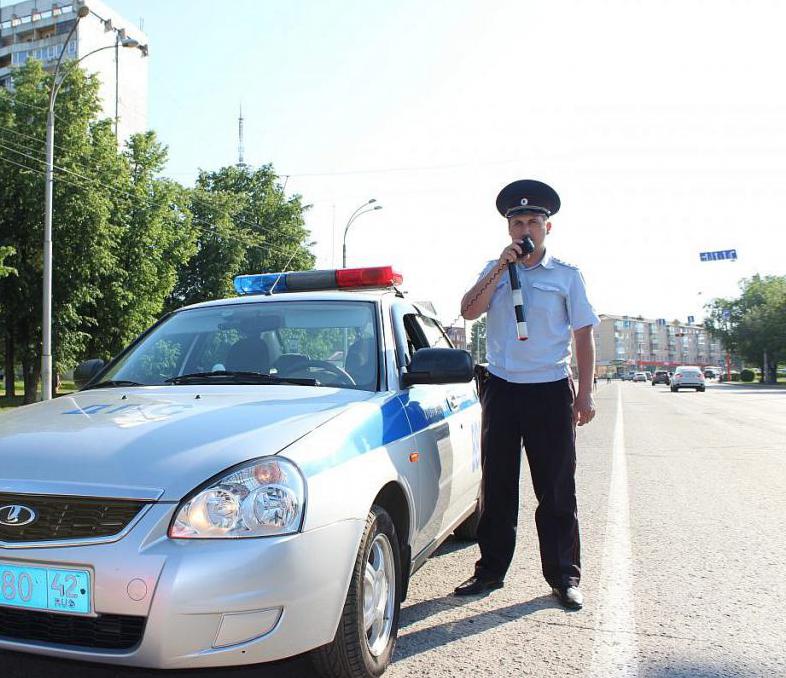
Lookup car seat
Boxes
[224,337,270,374]
[345,337,376,389]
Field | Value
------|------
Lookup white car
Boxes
[632,371,647,382]
[0,266,482,677]
[671,365,706,392]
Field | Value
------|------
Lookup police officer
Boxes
[455,179,599,610]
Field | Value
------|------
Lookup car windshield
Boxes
[98,300,380,391]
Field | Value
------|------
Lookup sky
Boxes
[6,0,786,327]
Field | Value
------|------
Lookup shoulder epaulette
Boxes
[552,257,579,270]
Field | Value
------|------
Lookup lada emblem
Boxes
[0,504,38,527]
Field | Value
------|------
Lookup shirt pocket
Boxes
[530,282,568,324]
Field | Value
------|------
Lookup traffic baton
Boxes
[507,262,528,341]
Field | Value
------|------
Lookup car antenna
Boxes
[267,249,300,296]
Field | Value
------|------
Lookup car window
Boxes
[100,301,379,390]
[408,315,452,349]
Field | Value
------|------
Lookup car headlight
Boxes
[169,457,306,539]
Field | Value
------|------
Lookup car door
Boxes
[391,305,471,557]
[413,314,480,522]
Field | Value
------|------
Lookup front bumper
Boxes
[0,504,364,668]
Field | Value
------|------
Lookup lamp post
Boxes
[41,1,145,400]
[342,199,383,268]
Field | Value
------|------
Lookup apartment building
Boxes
[594,314,725,375]
[0,0,148,143]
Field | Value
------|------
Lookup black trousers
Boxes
[475,374,581,588]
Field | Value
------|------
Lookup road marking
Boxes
[589,386,639,677]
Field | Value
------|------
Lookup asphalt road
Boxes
[2,381,784,677]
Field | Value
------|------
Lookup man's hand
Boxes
[573,390,596,426]
[498,241,531,267]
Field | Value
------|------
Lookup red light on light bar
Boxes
[336,266,403,288]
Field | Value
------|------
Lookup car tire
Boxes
[311,505,401,678]
[454,500,481,541]
[671,386,677,392]
[698,387,705,392]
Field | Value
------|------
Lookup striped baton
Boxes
[507,236,535,341]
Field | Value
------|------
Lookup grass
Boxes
[0,380,76,409]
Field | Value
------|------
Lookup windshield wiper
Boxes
[164,371,318,386]
[82,380,145,390]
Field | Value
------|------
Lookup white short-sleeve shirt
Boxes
[472,250,599,384]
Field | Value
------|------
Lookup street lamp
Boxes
[41,2,146,400]
[342,199,383,268]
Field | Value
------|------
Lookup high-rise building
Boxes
[0,0,148,143]
[593,314,725,375]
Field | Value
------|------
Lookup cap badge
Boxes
[520,198,528,206]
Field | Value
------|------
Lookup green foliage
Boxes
[83,132,197,361]
[0,60,110,401]
[470,317,487,364]
[705,274,786,383]
[0,63,314,402]
[740,369,755,382]
[166,165,315,310]
[0,246,16,279]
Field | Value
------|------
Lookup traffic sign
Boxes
[699,249,737,262]
[687,315,694,324]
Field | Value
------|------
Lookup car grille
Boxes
[0,494,148,543]
[0,606,145,650]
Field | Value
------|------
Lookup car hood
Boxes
[0,386,375,501]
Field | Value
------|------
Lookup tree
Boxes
[167,164,315,310]
[704,275,786,384]
[0,60,117,401]
[83,132,196,361]
[470,317,487,364]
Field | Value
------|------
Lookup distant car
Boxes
[621,372,634,381]
[633,371,647,382]
[704,368,718,379]
[645,371,652,381]
[671,366,705,392]
[652,370,670,385]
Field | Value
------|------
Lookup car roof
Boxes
[180,289,399,311]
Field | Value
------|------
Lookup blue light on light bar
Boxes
[233,273,288,295]
[234,266,404,296]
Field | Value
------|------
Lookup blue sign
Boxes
[700,249,737,262]
[687,315,695,324]
[722,309,732,320]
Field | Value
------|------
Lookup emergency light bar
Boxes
[234,265,404,296]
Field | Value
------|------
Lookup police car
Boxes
[0,266,481,677]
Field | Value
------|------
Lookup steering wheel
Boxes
[294,360,356,386]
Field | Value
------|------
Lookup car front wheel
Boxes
[671,386,678,392]
[311,505,401,678]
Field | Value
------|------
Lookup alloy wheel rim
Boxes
[363,532,395,656]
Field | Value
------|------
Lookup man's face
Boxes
[507,212,551,252]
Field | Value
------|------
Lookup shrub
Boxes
[740,369,755,382]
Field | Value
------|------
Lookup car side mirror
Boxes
[73,359,105,389]
[400,348,474,387]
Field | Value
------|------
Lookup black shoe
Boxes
[454,574,504,597]
[551,585,583,610]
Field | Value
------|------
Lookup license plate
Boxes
[0,562,91,615]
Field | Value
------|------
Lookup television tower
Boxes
[237,104,245,166]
